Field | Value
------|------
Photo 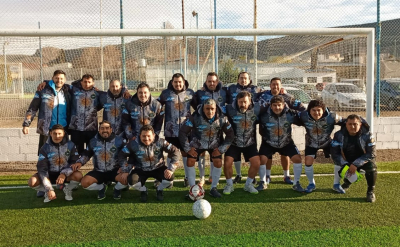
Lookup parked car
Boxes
[339,79,366,92]
[262,86,311,108]
[321,83,366,110]
[378,79,400,110]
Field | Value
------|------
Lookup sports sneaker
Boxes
[113,188,121,200]
[183,177,189,187]
[244,184,259,194]
[233,175,242,184]
[223,184,234,195]
[153,179,161,188]
[166,181,173,189]
[266,176,271,184]
[97,184,108,200]
[305,183,316,193]
[292,182,305,192]
[341,180,351,190]
[332,184,346,194]
[209,187,221,198]
[156,190,164,201]
[366,191,376,203]
[252,178,257,185]
[198,177,205,187]
[256,181,268,191]
[284,176,293,185]
[36,190,45,198]
[63,187,73,201]
[140,190,148,202]
[43,193,51,203]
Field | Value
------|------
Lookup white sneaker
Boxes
[244,184,259,194]
[223,184,234,195]
[43,193,51,203]
[63,187,73,201]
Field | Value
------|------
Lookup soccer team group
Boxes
[23,70,377,203]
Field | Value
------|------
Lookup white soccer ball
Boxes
[192,199,212,219]
[189,184,205,201]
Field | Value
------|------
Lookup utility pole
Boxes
[253,0,258,85]
[120,0,126,84]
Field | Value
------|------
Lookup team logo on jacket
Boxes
[197,124,208,130]
[136,150,145,158]
[251,115,257,121]
[34,93,40,99]
[47,152,56,158]
[154,149,160,155]
[42,94,52,100]
[110,146,117,153]
[65,150,70,156]
[232,116,242,123]
[322,124,328,129]
[284,123,290,128]
[218,96,223,103]
[38,154,45,161]
[201,96,210,101]
[184,96,191,102]
[103,103,112,111]
[148,112,155,118]
[166,96,175,101]
[93,146,102,153]
[121,103,125,109]
[90,94,96,99]
[130,111,139,119]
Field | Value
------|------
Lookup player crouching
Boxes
[28,124,82,203]
[119,125,180,202]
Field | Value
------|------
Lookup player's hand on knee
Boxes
[56,174,66,185]
[71,163,82,171]
[188,148,198,158]
[47,190,56,200]
[348,164,357,174]
[212,148,221,157]
[164,169,173,179]
[120,173,129,185]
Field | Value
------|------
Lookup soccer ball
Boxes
[192,199,212,219]
[189,184,205,201]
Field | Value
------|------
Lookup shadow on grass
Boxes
[125,215,195,222]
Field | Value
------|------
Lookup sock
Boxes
[293,163,302,184]
[234,161,242,176]
[209,161,214,177]
[226,178,233,186]
[283,170,290,177]
[157,180,172,191]
[66,180,79,190]
[304,165,315,184]
[266,169,271,177]
[130,182,142,190]
[211,165,221,188]
[333,165,341,184]
[187,166,196,186]
[114,182,127,190]
[85,183,104,191]
[137,185,147,192]
[198,156,205,178]
[32,184,45,191]
[245,177,254,186]
[182,157,188,179]
[259,165,266,182]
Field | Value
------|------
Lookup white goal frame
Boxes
[0,28,375,131]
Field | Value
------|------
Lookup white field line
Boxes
[1,171,399,190]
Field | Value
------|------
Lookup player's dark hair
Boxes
[347,114,361,122]
[237,71,250,80]
[236,91,252,100]
[172,73,185,81]
[109,79,121,85]
[206,72,219,82]
[270,95,285,104]
[99,120,112,128]
[50,124,65,132]
[53,70,66,77]
[136,82,150,91]
[270,77,281,84]
[307,99,326,112]
[140,125,155,134]
[82,74,94,80]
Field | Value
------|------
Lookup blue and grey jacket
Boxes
[331,117,376,167]
[122,94,163,140]
[225,81,262,104]
[192,82,227,108]
[259,105,302,148]
[224,100,267,147]
[98,88,129,136]
[23,81,72,135]
[298,109,343,149]
[77,133,127,172]
[37,136,79,192]
[118,138,180,172]
[257,90,306,111]
[69,80,101,132]
[179,104,234,154]
[158,79,195,138]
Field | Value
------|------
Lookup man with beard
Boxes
[192,72,227,186]
[224,72,262,184]
[27,124,81,203]
[72,121,128,200]
[158,73,194,188]
[223,91,268,195]
[119,125,180,202]
[179,98,234,198]
[257,77,306,186]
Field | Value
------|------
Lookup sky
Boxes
[0,0,398,54]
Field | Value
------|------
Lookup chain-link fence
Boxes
[0,0,399,121]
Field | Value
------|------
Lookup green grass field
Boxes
[1,162,399,247]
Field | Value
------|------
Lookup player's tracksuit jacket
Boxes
[122,94,163,140]
[37,136,79,192]
[298,109,343,149]
[331,118,376,168]
[77,133,127,172]
[257,90,306,111]
[224,100,267,148]
[118,138,180,172]
[23,81,72,135]
[192,82,227,108]
[225,82,261,104]
[179,103,234,154]
[157,79,195,138]
[69,80,100,132]
[98,88,129,136]
[259,105,302,148]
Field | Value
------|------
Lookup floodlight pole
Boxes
[253,0,257,85]
[100,0,104,90]
[376,0,381,117]
[38,22,43,83]
[214,0,218,74]
[192,11,199,90]
[120,0,126,85]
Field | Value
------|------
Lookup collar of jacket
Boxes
[236,81,254,90]
[203,81,223,93]
[97,132,116,142]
